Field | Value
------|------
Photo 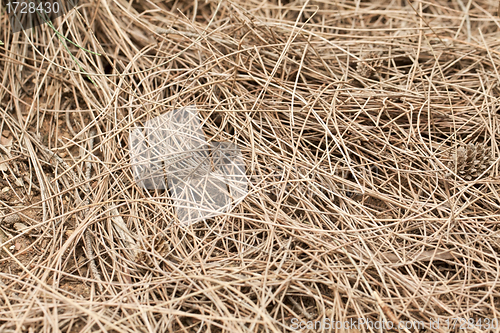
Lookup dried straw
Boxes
[1,0,500,331]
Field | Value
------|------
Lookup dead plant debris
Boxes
[1,0,500,332]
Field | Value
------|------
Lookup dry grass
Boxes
[1,0,500,332]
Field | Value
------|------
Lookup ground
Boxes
[1,0,500,332]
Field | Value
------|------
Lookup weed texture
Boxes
[1,0,500,332]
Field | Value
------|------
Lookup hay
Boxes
[1,0,500,331]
